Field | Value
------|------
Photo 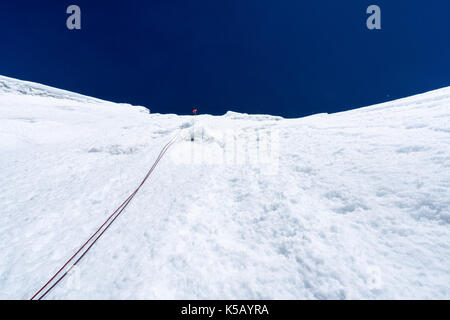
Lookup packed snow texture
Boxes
[0,75,449,299]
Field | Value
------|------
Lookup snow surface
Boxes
[0,75,449,299]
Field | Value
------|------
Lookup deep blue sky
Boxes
[1,0,449,117]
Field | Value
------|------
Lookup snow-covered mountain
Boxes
[0,75,449,299]
[0,75,104,104]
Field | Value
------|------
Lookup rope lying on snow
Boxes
[30,132,180,300]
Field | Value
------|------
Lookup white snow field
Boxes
[0,74,449,299]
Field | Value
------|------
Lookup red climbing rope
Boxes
[30,133,179,300]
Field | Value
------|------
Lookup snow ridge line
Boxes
[30,131,181,300]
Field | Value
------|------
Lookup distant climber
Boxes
[191,107,197,141]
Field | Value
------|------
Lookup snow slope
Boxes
[0,75,449,299]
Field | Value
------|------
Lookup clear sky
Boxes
[1,0,449,117]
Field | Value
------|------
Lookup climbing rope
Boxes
[30,132,180,300]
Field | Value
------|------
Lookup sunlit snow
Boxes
[0,75,449,299]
